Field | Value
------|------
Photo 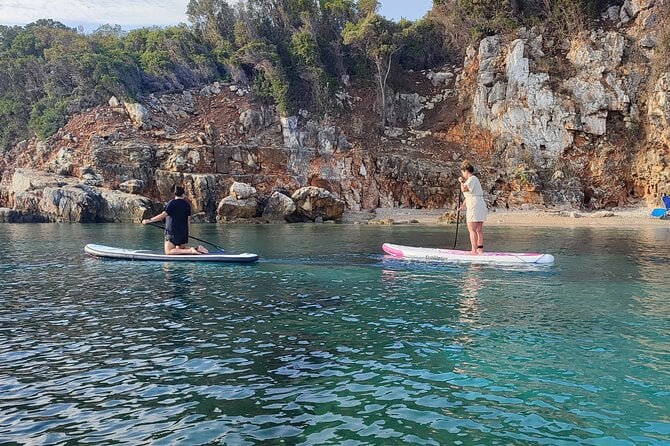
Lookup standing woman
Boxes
[458,161,487,254]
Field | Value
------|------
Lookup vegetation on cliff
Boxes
[0,0,637,151]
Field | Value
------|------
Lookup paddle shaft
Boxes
[148,222,226,252]
[453,189,462,250]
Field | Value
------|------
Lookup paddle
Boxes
[147,222,226,252]
[453,189,462,250]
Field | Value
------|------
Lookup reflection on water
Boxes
[456,266,482,340]
[0,223,669,444]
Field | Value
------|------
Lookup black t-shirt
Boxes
[164,198,192,244]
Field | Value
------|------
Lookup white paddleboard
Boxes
[85,244,258,263]
[382,243,554,265]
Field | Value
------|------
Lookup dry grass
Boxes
[539,0,587,44]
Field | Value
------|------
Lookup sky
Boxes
[0,0,433,30]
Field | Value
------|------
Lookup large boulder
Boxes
[291,186,345,222]
[38,185,103,222]
[427,70,454,87]
[239,107,275,134]
[123,102,151,129]
[49,147,75,176]
[8,168,153,222]
[217,196,259,221]
[230,181,257,200]
[262,190,297,221]
[100,190,153,222]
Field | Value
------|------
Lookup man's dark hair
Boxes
[174,186,185,197]
[461,161,475,174]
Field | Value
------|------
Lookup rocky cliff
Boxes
[0,0,668,222]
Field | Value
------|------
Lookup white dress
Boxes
[464,176,487,223]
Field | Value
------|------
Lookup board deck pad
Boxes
[382,243,554,265]
[85,244,259,263]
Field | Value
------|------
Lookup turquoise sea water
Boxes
[0,223,669,445]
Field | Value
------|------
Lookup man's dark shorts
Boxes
[165,234,189,245]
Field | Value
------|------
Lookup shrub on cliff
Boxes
[431,0,623,57]
[0,99,27,151]
[28,98,67,141]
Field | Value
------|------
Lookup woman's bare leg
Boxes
[475,222,484,253]
[467,222,477,254]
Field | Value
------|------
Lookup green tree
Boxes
[343,10,406,127]
[0,98,29,150]
[28,98,67,140]
[187,0,237,48]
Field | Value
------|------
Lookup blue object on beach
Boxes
[651,208,667,218]
[651,194,670,218]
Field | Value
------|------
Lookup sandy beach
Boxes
[343,207,670,228]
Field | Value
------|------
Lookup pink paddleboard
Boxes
[382,243,554,265]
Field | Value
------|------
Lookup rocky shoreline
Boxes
[1,1,668,222]
[0,169,345,224]
[344,207,667,228]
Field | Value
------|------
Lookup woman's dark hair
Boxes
[174,186,185,197]
[461,161,475,174]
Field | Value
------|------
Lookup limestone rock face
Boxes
[89,138,156,186]
[216,196,259,221]
[634,73,670,195]
[262,190,297,221]
[460,21,659,208]
[564,31,629,136]
[281,116,301,149]
[291,186,345,222]
[471,35,573,164]
[154,171,220,216]
[647,73,670,146]
[470,29,634,155]
[38,185,103,222]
